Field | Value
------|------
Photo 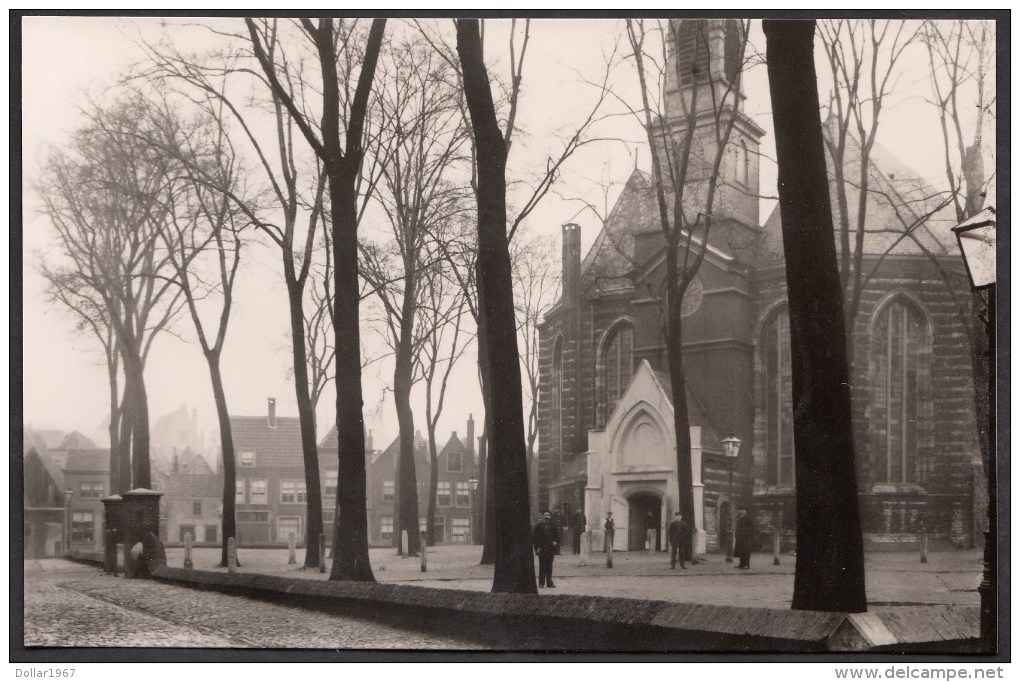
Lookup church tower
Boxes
[657,19,765,228]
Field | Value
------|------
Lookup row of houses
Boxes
[23,401,480,556]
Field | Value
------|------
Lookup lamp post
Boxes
[720,434,742,562]
[63,488,74,555]
[951,208,996,652]
[468,478,480,545]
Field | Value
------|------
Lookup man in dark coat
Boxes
[532,510,560,588]
[734,506,753,569]
[571,506,587,554]
[667,511,691,569]
[603,511,615,552]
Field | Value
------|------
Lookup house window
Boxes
[80,481,104,499]
[382,480,395,502]
[762,306,795,485]
[204,525,218,543]
[380,516,394,542]
[447,450,463,472]
[235,478,245,504]
[419,516,429,532]
[250,478,267,505]
[324,470,338,496]
[454,481,471,507]
[323,509,335,525]
[71,512,94,544]
[277,516,303,543]
[451,517,471,543]
[551,337,564,474]
[179,524,196,542]
[192,501,202,516]
[239,450,255,468]
[281,480,306,504]
[433,515,445,544]
[598,322,634,427]
[236,510,269,523]
[873,297,932,484]
[437,481,451,507]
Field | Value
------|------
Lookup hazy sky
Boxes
[19,16,992,451]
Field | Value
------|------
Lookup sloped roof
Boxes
[229,415,304,469]
[58,431,96,451]
[25,447,65,492]
[318,425,380,465]
[64,448,109,473]
[164,473,224,499]
[759,129,959,268]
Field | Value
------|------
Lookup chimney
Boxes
[562,223,582,306]
[172,448,179,475]
[367,429,374,453]
[466,414,475,459]
[267,397,276,429]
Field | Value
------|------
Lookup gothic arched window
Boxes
[598,322,634,426]
[551,338,564,475]
[872,297,932,484]
[762,306,794,485]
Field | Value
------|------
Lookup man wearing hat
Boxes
[667,511,691,569]
[733,506,753,569]
[603,510,615,552]
[532,510,560,588]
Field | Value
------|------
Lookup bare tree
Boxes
[456,18,536,593]
[764,18,867,613]
[150,97,250,568]
[359,34,470,557]
[38,94,185,492]
[624,18,751,557]
[246,17,386,581]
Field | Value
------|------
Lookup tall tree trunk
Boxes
[124,351,151,489]
[426,421,440,546]
[321,19,386,580]
[116,387,132,495]
[456,19,536,594]
[286,281,323,567]
[666,301,697,555]
[206,351,238,568]
[394,273,421,556]
[477,310,497,564]
[107,360,120,494]
[764,18,867,613]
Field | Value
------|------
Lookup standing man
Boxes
[734,506,753,569]
[571,506,587,554]
[603,511,615,552]
[667,511,691,569]
[532,510,560,588]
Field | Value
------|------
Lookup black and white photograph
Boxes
[13,11,1007,668]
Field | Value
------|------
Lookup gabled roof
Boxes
[63,448,109,473]
[648,367,721,452]
[25,447,65,493]
[164,473,224,500]
[58,431,96,451]
[759,128,959,268]
[376,433,431,468]
[317,425,379,465]
[229,415,304,469]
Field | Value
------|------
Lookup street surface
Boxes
[23,560,481,649]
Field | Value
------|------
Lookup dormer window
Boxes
[239,450,255,468]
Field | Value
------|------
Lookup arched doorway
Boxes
[627,492,662,551]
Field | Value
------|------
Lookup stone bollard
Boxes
[773,527,781,566]
[580,530,590,566]
[420,531,428,573]
[647,529,657,555]
[920,526,929,564]
[318,533,326,573]
[401,530,409,557]
[288,532,297,565]
[227,537,237,573]
[184,532,194,570]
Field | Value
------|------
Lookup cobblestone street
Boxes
[23,560,481,649]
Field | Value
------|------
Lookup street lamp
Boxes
[720,434,742,563]
[951,208,996,651]
[467,478,479,545]
[63,488,74,554]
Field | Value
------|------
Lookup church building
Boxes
[537,19,983,554]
